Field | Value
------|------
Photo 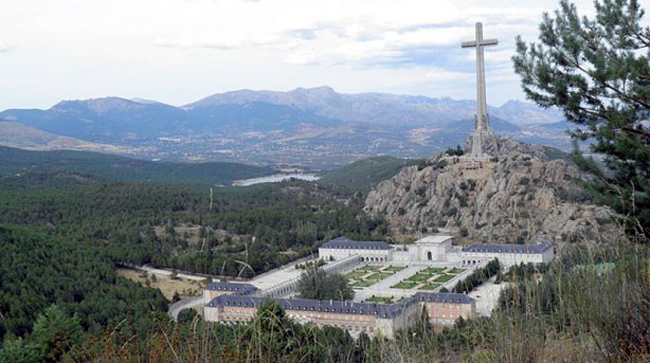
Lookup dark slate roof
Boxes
[320,237,392,250]
[205,282,258,295]
[207,295,406,319]
[411,292,473,305]
[207,292,474,319]
[462,243,552,254]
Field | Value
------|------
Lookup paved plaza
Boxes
[468,276,510,316]
[248,258,309,290]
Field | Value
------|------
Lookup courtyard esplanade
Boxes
[319,237,393,263]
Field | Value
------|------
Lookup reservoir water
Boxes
[232,173,320,186]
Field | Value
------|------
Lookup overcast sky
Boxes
[1,0,641,110]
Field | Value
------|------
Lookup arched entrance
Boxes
[427,251,433,260]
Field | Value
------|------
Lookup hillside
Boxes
[319,156,421,192]
[364,137,623,245]
[0,146,276,186]
[0,121,132,154]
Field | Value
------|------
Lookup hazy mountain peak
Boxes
[492,99,563,125]
[290,85,336,94]
[499,99,526,108]
[52,97,145,113]
[131,98,163,105]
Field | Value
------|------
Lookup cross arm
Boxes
[480,39,499,46]
[461,39,499,48]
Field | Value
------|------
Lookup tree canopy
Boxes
[297,267,355,301]
[513,0,650,242]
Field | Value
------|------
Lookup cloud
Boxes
[0,0,609,110]
[154,34,280,51]
[148,4,550,72]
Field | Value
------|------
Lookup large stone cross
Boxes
[462,22,498,156]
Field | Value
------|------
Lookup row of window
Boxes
[313,322,375,334]
[219,313,455,329]
[287,313,373,321]
[428,304,462,310]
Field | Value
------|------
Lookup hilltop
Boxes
[364,137,623,245]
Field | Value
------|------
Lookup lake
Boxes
[232,173,320,186]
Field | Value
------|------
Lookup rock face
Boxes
[364,137,623,246]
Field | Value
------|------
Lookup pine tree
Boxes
[30,305,83,362]
[513,0,650,242]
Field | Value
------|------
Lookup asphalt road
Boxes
[139,265,206,281]
[168,296,203,320]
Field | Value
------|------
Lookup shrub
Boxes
[177,308,198,323]
[454,259,500,293]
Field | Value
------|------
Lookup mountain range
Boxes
[0,86,569,168]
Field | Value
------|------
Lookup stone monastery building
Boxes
[204,282,474,338]
[203,235,553,338]
[319,236,554,268]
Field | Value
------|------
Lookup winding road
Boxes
[168,296,203,320]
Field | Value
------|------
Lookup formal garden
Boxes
[345,265,407,289]
[390,266,465,290]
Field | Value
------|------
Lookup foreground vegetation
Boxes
[3,243,645,362]
[0,226,168,356]
[513,0,649,242]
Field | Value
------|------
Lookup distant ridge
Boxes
[0,146,276,186]
[0,87,563,141]
[0,87,569,167]
[186,86,563,126]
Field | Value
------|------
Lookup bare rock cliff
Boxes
[364,138,623,245]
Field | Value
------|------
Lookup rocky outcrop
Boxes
[364,138,623,246]
[465,133,563,161]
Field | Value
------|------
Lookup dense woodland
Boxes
[0,170,388,277]
[318,156,421,193]
[0,168,389,358]
[0,226,168,348]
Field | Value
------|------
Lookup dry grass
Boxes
[117,268,204,300]
[153,224,203,245]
